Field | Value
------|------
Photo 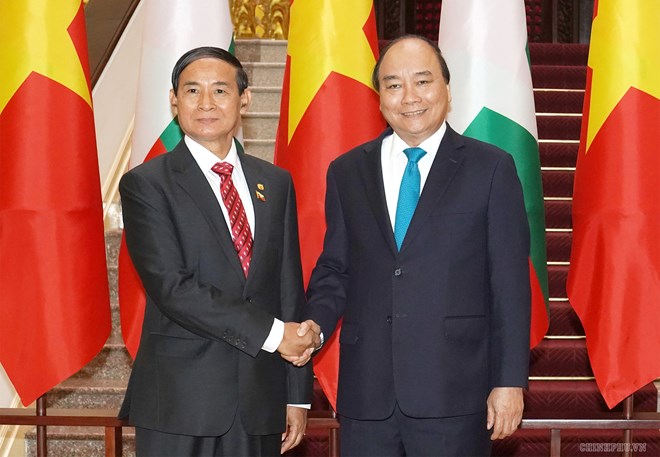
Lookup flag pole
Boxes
[36,394,47,457]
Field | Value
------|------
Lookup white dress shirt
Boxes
[186,136,284,353]
[381,122,447,229]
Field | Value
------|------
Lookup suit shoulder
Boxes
[120,154,172,190]
[459,134,511,161]
[330,133,385,169]
[240,154,294,188]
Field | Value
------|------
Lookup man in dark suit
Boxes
[118,47,319,456]
[304,35,531,456]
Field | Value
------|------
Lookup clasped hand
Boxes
[277,320,321,367]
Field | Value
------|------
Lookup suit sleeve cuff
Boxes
[261,318,284,353]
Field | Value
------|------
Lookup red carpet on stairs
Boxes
[490,41,660,457]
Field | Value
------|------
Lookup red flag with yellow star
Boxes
[567,0,660,408]
[0,0,110,406]
[274,0,385,410]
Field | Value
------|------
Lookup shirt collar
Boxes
[185,136,238,173]
[390,121,447,160]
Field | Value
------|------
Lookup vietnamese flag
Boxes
[567,0,660,408]
[0,0,110,405]
[274,0,385,410]
[439,0,549,348]
[118,0,235,358]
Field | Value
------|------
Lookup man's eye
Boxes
[387,83,401,90]
[215,89,226,94]
[187,88,199,94]
[417,80,430,86]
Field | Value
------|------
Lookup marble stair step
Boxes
[243,61,285,87]
[242,112,280,140]
[25,426,134,457]
[244,139,276,162]
[47,378,127,410]
[72,343,132,382]
[235,39,287,64]
[249,86,283,113]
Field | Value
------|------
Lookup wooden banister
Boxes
[3,408,660,457]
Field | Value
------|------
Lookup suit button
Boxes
[386,315,392,324]
[394,268,402,276]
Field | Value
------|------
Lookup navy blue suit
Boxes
[306,125,530,428]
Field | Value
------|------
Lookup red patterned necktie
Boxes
[211,162,253,277]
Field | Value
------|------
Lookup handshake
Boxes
[277,320,322,367]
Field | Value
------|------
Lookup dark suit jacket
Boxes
[306,125,531,421]
[118,139,311,436]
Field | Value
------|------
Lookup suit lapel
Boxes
[170,142,246,282]
[401,126,465,251]
[357,131,399,256]
[240,152,270,285]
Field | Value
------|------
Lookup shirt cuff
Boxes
[262,318,284,353]
[288,404,311,409]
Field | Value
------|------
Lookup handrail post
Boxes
[329,411,339,457]
[104,425,122,457]
[623,394,633,457]
[36,395,47,457]
[550,428,561,457]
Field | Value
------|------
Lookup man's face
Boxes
[170,57,250,157]
[377,38,451,147]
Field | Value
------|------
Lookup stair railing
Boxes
[2,396,660,457]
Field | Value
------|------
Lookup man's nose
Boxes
[198,90,214,110]
[402,85,420,104]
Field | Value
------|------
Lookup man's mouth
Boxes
[401,109,425,117]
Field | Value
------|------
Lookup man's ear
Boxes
[240,89,252,114]
[169,89,178,115]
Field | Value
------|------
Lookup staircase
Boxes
[490,42,660,456]
[16,40,660,456]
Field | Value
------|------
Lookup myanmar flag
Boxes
[567,0,660,408]
[0,0,110,405]
[439,0,549,348]
[274,0,385,410]
[118,0,235,358]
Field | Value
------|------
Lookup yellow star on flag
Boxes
[585,0,660,151]
[0,0,91,115]
[286,0,377,142]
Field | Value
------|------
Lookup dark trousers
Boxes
[340,404,491,457]
[135,416,281,457]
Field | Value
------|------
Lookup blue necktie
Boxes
[394,147,427,250]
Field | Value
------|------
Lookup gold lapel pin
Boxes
[256,190,266,202]
[257,183,265,190]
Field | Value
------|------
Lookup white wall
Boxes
[93,1,145,194]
